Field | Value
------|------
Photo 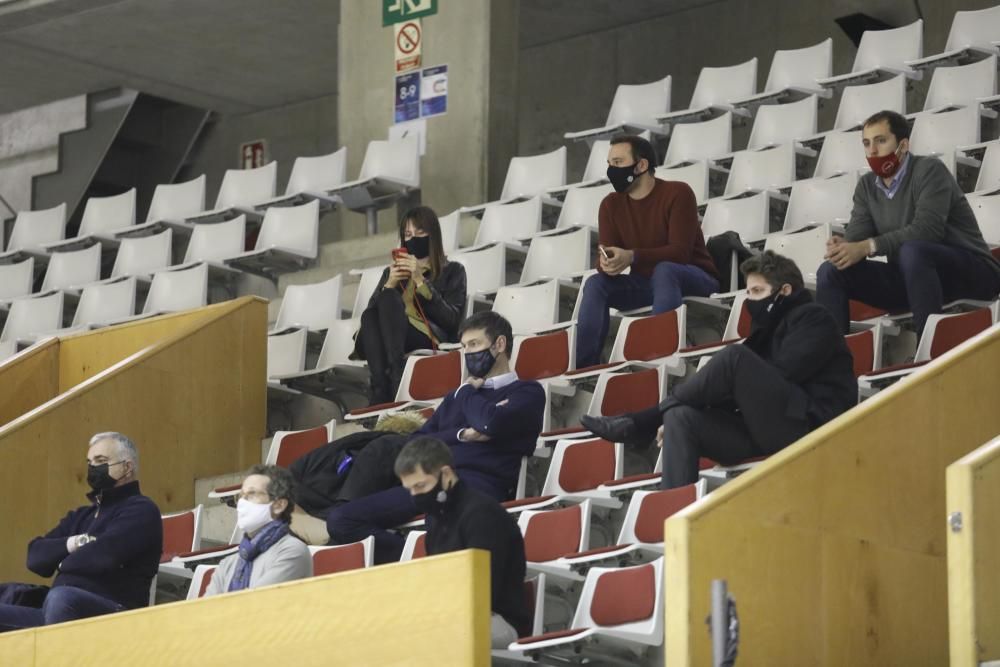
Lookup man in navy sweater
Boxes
[327,311,545,563]
[0,432,162,632]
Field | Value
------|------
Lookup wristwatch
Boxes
[75,534,96,549]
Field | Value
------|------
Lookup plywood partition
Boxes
[947,435,1000,667]
[0,297,266,583]
[665,326,1000,666]
[0,338,59,426]
[0,550,492,667]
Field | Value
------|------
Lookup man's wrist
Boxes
[867,238,877,257]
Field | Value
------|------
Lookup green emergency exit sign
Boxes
[383,0,437,26]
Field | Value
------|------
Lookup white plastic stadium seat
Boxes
[225,199,320,281]
[655,161,710,206]
[40,243,101,292]
[783,173,857,231]
[656,58,757,126]
[123,175,206,237]
[833,75,906,131]
[555,183,613,231]
[906,5,1000,72]
[111,228,173,280]
[1,291,64,344]
[0,257,34,305]
[257,147,348,209]
[188,163,277,224]
[46,189,136,252]
[922,55,997,112]
[72,277,137,328]
[813,130,869,179]
[764,223,832,287]
[0,203,66,261]
[492,279,560,334]
[723,142,796,196]
[143,263,209,315]
[662,112,732,166]
[701,190,770,243]
[564,75,672,142]
[818,19,923,89]
[519,226,590,284]
[472,197,542,248]
[909,105,980,176]
[461,147,566,216]
[272,274,343,334]
[732,38,833,107]
[747,95,818,150]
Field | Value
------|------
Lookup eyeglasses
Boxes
[87,460,127,467]
[236,490,272,503]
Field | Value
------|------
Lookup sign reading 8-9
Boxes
[399,82,418,100]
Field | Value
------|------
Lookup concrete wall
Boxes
[518,0,1000,178]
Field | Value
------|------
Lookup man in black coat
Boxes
[395,436,529,649]
[582,251,858,488]
[0,432,162,631]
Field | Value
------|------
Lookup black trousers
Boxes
[633,345,813,488]
[358,288,433,404]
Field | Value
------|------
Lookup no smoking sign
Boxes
[394,19,422,73]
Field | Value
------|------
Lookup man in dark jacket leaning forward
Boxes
[582,251,858,488]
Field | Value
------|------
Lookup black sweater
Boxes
[369,260,468,343]
[425,480,529,635]
[26,481,162,609]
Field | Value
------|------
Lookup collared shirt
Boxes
[873,152,911,200]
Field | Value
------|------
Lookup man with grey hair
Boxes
[0,432,162,632]
[204,465,311,595]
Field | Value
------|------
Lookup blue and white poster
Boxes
[394,71,421,123]
[420,64,448,118]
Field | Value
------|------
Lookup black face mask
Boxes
[403,235,431,259]
[87,463,118,492]
[412,473,448,515]
[745,291,784,328]
[607,162,645,193]
[464,345,498,379]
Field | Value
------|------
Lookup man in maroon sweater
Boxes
[576,134,720,367]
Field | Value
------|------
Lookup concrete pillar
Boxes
[338,0,519,237]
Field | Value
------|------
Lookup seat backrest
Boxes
[813,130,868,179]
[726,292,752,340]
[783,173,856,231]
[519,501,588,562]
[286,147,348,195]
[270,425,331,468]
[845,329,876,378]
[1,291,63,341]
[0,257,34,301]
[7,203,66,252]
[73,277,137,328]
[556,184,612,229]
[521,226,590,283]
[724,142,795,196]
[764,38,832,93]
[474,197,542,246]
[188,565,217,600]
[614,307,684,363]
[493,279,559,334]
[663,111,732,165]
[162,506,199,559]
[909,105,980,175]
[581,140,612,182]
[41,242,101,292]
[274,274,343,333]
[583,561,657,628]
[512,328,571,381]
[184,215,247,264]
[78,189,136,237]
[143,263,208,314]
[548,438,618,494]
[400,531,428,561]
[404,351,462,401]
[450,243,506,303]
[945,5,1000,52]
[833,75,906,131]
[438,210,460,252]
[596,368,661,416]
[764,223,831,286]
[974,142,1000,195]
[748,95,817,150]
[255,199,319,258]
[655,161,710,206]
[311,541,369,575]
[501,147,566,200]
[689,58,758,109]
[351,265,388,317]
[924,54,997,111]
[605,75,671,127]
[627,484,699,544]
[701,190,770,242]
[358,137,420,187]
[851,19,922,74]
[112,228,173,278]
[147,175,205,222]
[267,328,308,378]
[315,317,362,369]
[215,162,277,209]
[922,308,994,360]
[967,190,1000,245]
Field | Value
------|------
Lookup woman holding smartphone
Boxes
[354,206,467,404]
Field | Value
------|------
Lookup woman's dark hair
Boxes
[739,250,805,292]
[399,206,447,280]
[862,110,911,142]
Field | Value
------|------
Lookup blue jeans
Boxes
[0,586,124,632]
[575,261,719,368]
[816,240,1000,336]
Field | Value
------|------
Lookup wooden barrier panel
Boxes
[947,435,1000,667]
[0,550,492,667]
[665,326,1000,666]
[0,298,266,583]
[0,338,59,426]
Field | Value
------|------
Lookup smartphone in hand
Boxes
[391,247,409,262]
[599,245,610,260]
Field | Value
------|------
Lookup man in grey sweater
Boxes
[816,110,1000,336]
[205,465,312,596]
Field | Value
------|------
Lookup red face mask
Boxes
[867,145,903,178]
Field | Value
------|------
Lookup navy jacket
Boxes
[26,481,162,609]
[414,378,546,501]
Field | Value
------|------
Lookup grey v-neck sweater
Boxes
[845,154,1000,279]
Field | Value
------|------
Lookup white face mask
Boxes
[236,498,274,535]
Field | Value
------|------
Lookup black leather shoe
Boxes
[581,414,644,446]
